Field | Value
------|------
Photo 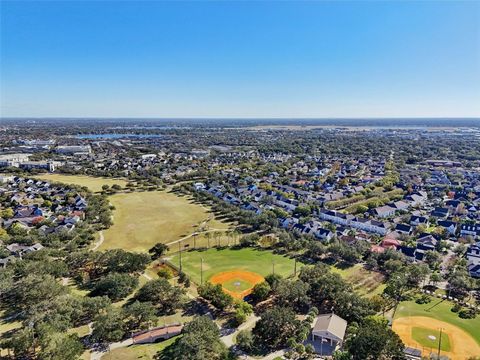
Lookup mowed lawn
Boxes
[33,174,127,192]
[100,191,229,252]
[170,247,300,285]
[101,335,179,360]
[411,327,451,352]
[394,298,480,346]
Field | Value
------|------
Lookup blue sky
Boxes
[1,1,479,118]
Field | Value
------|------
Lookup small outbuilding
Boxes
[311,313,347,347]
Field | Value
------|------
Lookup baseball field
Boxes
[169,247,300,298]
[393,299,480,359]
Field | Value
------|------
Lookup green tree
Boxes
[253,306,300,350]
[345,316,405,360]
[149,243,169,260]
[123,301,157,332]
[92,308,126,343]
[1,207,14,219]
[251,281,271,302]
[236,329,254,352]
[198,282,234,310]
[136,279,185,314]
[38,332,84,360]
[91,273,138,301]
[167,316,228,360]
[276,279,310,311]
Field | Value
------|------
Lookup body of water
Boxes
[75,133,163,139]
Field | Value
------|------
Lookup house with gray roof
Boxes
[308,313,347,355]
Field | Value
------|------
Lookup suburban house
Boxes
[437,220,458,235]
[373,205,396,218]
[318,209,352,226]
[460,224,480,238]
[350,217,388,235]
[410,215,428,226]
[395,223,412,234]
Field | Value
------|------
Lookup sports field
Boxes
[169,247,299,286]
[211,270,265,299]
[411,326,451,352]
[33,174,127,192]
[99,191,230,252]
[393,299,480,359]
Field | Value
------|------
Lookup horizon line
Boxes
[2,116,480,120]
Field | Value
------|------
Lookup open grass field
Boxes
[100,335,180,360]
[411,326,451,352]
[99,191,230,252]
[169,247,300,286]
[32,174,127,192]
[331,264,385,298]
[393,298,480,359]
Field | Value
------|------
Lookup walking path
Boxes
[165,228,227,246]
[220,314,259,347]
[92,231,104,251]
[90,338,133,360]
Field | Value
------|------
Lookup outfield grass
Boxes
[331,264,385,298]
[100,335,180,360]
[33,174,128,192]
[169,247,300,285]
[394,298,480,346]
[411,326,451,352]
[99,191,230,252]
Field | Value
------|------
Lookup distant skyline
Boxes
[1,1,479,118]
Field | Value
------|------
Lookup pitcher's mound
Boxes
[210,270,264,299]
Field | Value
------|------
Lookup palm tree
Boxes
[205,232,211,249]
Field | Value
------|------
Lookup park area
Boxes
[99,191,230,252]
[393,298,480,359]
[169,247,300,291]
[331,264,385,298]
[33,173,127,192]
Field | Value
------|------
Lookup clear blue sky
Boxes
[1,1,479,118]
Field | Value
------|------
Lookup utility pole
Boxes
[201,257,204,285]
[179,241,182,273]
[437,327,443,359]
[272,260,275,275]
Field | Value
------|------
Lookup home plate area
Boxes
[210,270,264,299]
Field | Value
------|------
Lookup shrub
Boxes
[451,303,462,313]
[459,309,477,319]
[157,268,173,279]
[415,294,431,304]
[236,330,254,352]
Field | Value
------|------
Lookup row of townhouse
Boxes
[317,209,388,235]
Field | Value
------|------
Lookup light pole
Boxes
[437,327,443,359]
[179,241,182,273]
